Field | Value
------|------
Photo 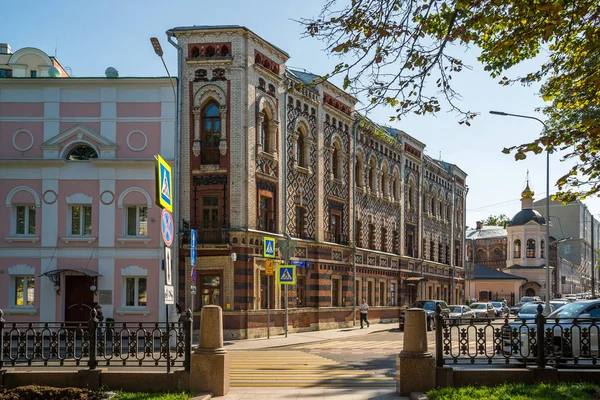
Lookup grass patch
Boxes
[427,382,600,400]
[113,392,192,400]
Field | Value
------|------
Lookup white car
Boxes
[448,305,475,321]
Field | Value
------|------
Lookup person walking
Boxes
[360,298,370,329]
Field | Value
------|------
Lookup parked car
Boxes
[550,299,569,310]
[448,305,475,321]
[491,301,510,317]
[564,294,577,302]
[470,302,496,320]
[504,300,600,361]
[516,302,554,321]
[510,296,543,315]
[399,300,450,331]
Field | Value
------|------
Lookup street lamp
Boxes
[490,110,551,308]
[151,37,179,321]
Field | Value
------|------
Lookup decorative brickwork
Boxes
[254,50,280,75]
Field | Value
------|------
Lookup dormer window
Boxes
[66,145,98,161]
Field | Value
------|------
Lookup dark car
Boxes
[399,300,450,331]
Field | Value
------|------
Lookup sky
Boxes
[3,0,599,228]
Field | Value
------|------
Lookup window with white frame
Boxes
[70,205,92,235]
[8,265,36,309]
[14,276,35,306]
[126,206,148,237]
[14,205,36,235]
[125,277,147,307]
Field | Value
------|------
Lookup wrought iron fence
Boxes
[434,304,599,368]
[0,308,192,372]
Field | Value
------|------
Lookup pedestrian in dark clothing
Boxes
[360,299,370,329]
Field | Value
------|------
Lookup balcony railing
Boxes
[188,222,230,245]
[324,232,349,245]
[200,148,220,165]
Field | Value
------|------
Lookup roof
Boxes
[169,25,289,58]
[287,69,320,94]
[506,264,551,269]
[474,264,525,280]
[466,226,507,239]
[507,208,546,227]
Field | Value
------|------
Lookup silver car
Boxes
[470,302,496,320]
[448,305,475,321]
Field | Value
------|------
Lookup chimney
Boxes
[476,221,483,230]
[0,43,12,54]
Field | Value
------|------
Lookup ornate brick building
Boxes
[169,25,467,339]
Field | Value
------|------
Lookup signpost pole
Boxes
[267,275,270,339]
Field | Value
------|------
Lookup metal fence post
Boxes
[88,309,98,370]
[536,303,545,369]
[184,309,192,371]
[0,309,4,369]
[435,304,443,367]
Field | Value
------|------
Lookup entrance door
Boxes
[65,275,94,322]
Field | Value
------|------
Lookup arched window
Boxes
[369,161,376,192]
[409,183,414,208]
[475,249,485,262]
[540,240,545,258]
[66,145,98,161]
[260,112,269,153]
[191,47,200,58]
[296,131,305,167]
[221,45,230,56]
[447,205,452,222]
[201,102,221,164]
[392,178,398,201]
[206,46,216,57]
[431,196,436,217]
[332,144,340,178]
[355,159,363,187]
[514,239,522,258]
[526,239,536,258]
[493,247,502,260]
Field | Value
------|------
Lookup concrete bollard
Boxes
[189,305,230,396]
[396,308,435,396]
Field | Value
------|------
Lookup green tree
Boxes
[482,214,509,226]
[300,0,600,201]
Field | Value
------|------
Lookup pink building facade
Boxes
[0,45,175,323]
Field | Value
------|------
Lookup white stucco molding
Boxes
[121,265,148,277]
[5,186,41,208]
[66,193,93,204]
[8,264,36,275]
[8,47,53,66]
[117,187,153,209]
[41,124,117,159]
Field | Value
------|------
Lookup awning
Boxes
[40,268,102,285]
[404,276,427,282]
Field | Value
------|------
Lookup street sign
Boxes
[191,285,197,294]
[191,229,197,248]
[164,247,172,286]
[161,209,174,247]
[155,154,173,212]
[191,267,197,285]
[266,259,274,276]
[277,264,296,285]
[191,248,196,266]
[289,260,308,267]
[164,285,174,304]
[264,237,276,258]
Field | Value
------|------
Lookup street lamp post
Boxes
[490,111,551,308]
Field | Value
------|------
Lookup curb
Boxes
[191,393,212,400]
[410,392,429,400]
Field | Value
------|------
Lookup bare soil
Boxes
[0,385,104,400]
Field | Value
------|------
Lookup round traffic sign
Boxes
[161,209,174,247]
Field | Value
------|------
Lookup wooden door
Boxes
[65,275,94,322]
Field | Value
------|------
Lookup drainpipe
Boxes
[352,118,360,326]
[166,30,182,309]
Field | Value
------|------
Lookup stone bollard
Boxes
[396,308,435,396]
[189,305,230,396]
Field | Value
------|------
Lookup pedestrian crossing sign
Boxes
[155,154,173,212]
[277,264,296,285]
[264,237,276,258]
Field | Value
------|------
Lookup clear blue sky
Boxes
[3,0,598,228]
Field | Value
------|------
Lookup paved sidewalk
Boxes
[211,387,404,399]
[223,322,398,351]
